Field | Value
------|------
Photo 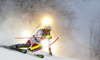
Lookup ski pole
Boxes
[31,23,41,35]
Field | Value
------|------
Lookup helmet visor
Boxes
[45,29,51,32]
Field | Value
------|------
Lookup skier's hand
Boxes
[40,37,45,40]
[49,51,53,56]
[45,35,52,39]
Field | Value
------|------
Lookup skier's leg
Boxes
[29,43,43,51]
[9,40,31,49]
[9,44,29,49]
[26,40,31,47]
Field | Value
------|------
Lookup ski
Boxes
[0,45,44,58]
[0,37,59,58]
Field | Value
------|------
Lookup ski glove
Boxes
[49,51,53,56]
[45,35,52,39]
[40,37,45,40]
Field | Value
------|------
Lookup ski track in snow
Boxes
[0,47,76,60]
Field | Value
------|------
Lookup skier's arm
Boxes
[41,35,52,40]
[33,29,44,42]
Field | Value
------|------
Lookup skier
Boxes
[10,24,53,56]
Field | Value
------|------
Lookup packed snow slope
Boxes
[0,47,76,60]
